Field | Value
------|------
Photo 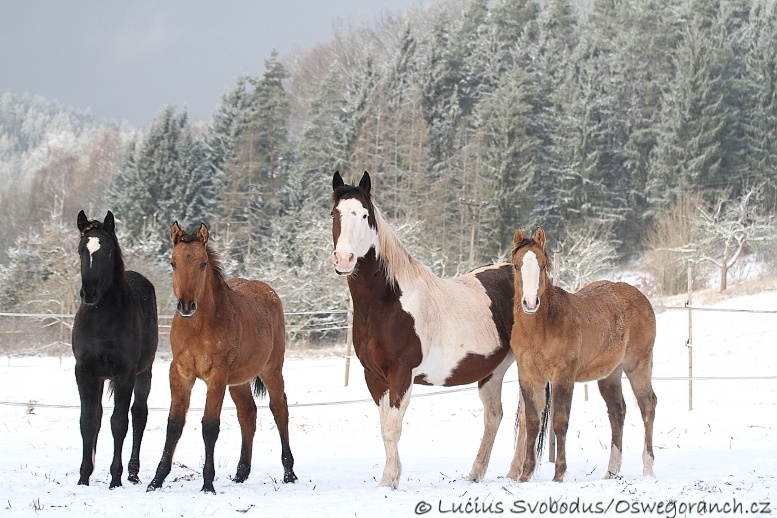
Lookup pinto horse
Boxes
[72,210,158,488]
[509,227,657,482]
[331,171,517,488]
[147,222,296,494]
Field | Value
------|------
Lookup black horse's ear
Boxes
[359,171,371,196]
[196,223,209,245]
[104,211,115,234]
[171,222,184,245]
[77,210,89,233]
[333,171,344,190]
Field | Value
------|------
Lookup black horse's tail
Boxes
[536,382,552,461]
[251,377,266,399]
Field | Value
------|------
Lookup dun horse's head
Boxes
[170,222,211,318]
[77,210,120,306]
[511,227,549,315]
[331,171,377,275]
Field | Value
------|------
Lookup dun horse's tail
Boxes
[251,376,267,399]
[536,382,552,461]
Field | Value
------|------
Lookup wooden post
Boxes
[687,262,693,411]
[344,295,354,387]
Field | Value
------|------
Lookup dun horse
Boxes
[147,222,296,494]
[331,171,517,488]
[72,210,158,488]
[508,227,657,482]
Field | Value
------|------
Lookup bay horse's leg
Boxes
[262,373,297,483]
[109,374,136,488]
[147,364,195,491]
[625,363,657,477]
[228,382,257,483]
[549,378,574,482]
[468,354,513,482]
[597,366,626,479]
[506,390,527,480]
[517,381,548,482]
[75,366,104,486]
[201,380,227,494]
[127,367,152,484]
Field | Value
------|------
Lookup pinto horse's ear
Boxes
[77,210,89,233]
[359,171,371,196]
[333,171,344,190]
[533,227,546,250]
[171,222,184,245]
[104,211,115,234]
[196,223,209,245]
[514,228,526,247]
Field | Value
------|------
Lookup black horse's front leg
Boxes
[75,367,103,486]
[109,375,136,488]
[128,368,153,484]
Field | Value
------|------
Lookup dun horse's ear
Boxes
[514,228,526,247]
[333,171,344,190]
[196,223,210,245]
[77,210,88,233]
[359,171,371,196]
[534,227,546,250]
[171,222,184,245]
[104,211,115,234]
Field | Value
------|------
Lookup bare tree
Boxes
[554,221,621,292]
[695,185,775,292]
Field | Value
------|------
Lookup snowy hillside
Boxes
[0,289,775,517]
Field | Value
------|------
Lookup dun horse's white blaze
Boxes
[520,251,540,312]
[86,236,101,268]
[332,198,375,273]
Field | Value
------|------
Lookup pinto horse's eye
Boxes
[362,213,368,219]
[330,211,334,219]
[513,264,521,271]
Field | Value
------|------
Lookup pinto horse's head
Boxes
[170,221,214,318]
[331,171,378,275]
[77,210,121,306]
[511,227,549,315]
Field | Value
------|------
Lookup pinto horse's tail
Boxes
[536,383,552,461]
[251,377,267,399]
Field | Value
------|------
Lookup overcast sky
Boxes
[0,1,427,126]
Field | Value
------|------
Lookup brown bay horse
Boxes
[147,222,296,493]
[508,227,657,483]
[331,171,517,488]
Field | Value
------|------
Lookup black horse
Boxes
[72,210,158,488]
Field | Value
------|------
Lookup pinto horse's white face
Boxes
[332,197,377,274]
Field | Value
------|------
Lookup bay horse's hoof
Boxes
[283,470,298,483]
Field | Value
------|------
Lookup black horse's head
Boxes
[76,210,123,306]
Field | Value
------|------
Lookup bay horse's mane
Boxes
[334,185,436,290]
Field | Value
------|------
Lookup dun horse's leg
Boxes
[128,367,152,484]
[625,366,657,477]
[109,374,136,488]
[468,354,512,482]
[517,381,547,482]
[598,367,626,479]
[201,381,227,494]
[262,373,297,483]
[550,378,574,482]
[76,367,103,486]
[147,365,195,491]
[228,383,257,483]
[506,391,528,479]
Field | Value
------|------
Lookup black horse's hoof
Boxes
[77,479,89,486]
[127,474,140,484]
[201,484,216,494]
[283,471,298,484]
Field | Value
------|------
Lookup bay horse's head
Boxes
[331,171,378,275]
[511,227,549,315]
[170,221,218,318]
[77,210,122,306]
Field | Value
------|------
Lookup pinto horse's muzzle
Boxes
[177,299,197,318]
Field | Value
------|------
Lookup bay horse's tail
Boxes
[251,376,267,399]
[536,382,552,460]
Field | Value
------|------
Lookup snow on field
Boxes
[0,290,775,517]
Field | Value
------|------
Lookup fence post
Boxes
[687,262,693,411]
[344,295,354,387]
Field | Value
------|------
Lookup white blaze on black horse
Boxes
[509,227,657,483]
[72,210,158,488]
[331,171,518,488]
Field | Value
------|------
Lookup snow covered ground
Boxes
[1,289,775,517]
